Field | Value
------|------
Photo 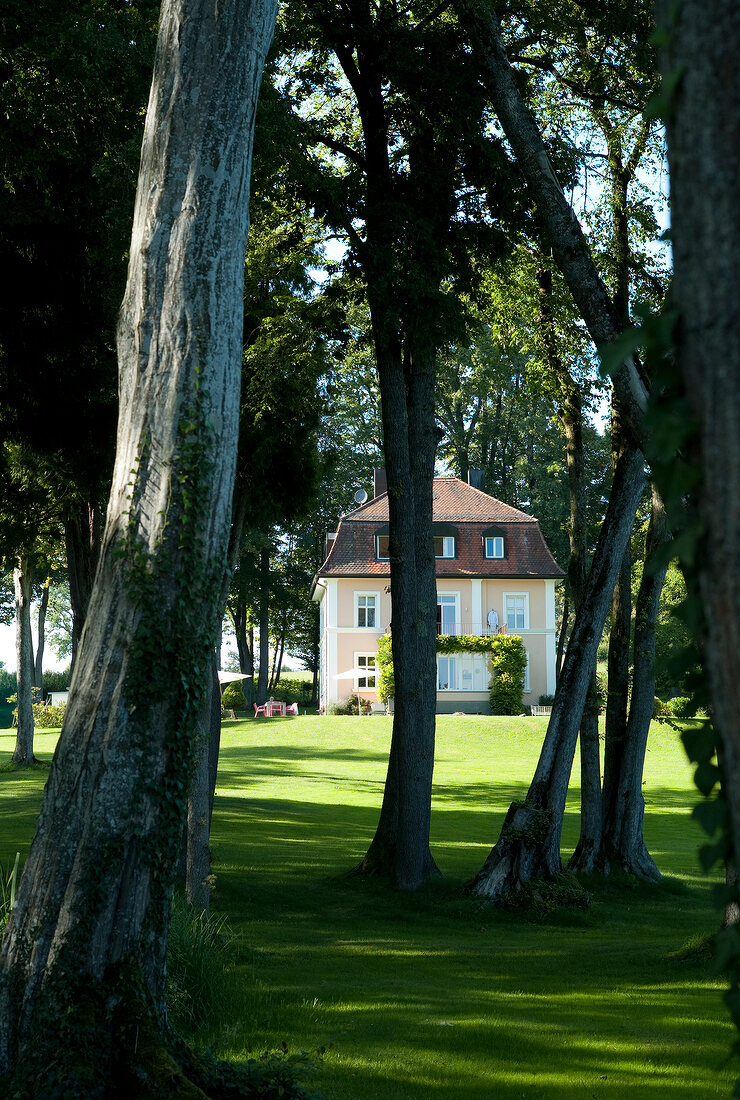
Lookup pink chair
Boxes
[286,702,299,716]
[253,703,267,717]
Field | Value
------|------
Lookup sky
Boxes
[0,623,66,674]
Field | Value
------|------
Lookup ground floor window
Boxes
[355,653,377,689]
[437,653,489,691]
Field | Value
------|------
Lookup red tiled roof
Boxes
[319,477,564,579]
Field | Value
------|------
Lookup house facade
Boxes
[311,473,564,714]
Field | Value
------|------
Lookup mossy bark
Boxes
[0,0,277,1083]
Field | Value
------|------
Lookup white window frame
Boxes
[355,591,379,629]
[437,654,457,691]
[503,592,529,631]
[436,591,460,636]
[355,653,377,689]
[376,534,390,560]
[434,535,456,558]
[484,535,505,559]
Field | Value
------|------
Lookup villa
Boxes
[312,471,564,714]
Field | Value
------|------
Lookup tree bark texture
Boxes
[321,14,441,890]
[32,581,49,692]
[12,553,35,766]
[599,486,668,880]
[658,1,740,896]
[467,446,646,900]
[602,399,634,846]
[0,0,276,1089]
[541,264,603,873]
[64,501,102,668]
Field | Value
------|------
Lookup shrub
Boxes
[272,676,314,706]
[665,695,696,719]
[221,681,247,709]
[42,669,71,694]
[329,694,372,716]
[489,635,527,715]
[375,634,394,706]
[31,702,66,728]
[653,697,671,721]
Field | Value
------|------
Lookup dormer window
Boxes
[485,536,504,558]
[434,535,455,558]
[433,523,457,559]
[483,526,505,559]
[375,526,390,560]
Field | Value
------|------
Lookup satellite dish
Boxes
[354,489,368,505]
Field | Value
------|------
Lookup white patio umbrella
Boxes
[217,670,251,702]
[217,670,250,684]
[332,667,375,715]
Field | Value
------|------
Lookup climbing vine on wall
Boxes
[375,632,527,715]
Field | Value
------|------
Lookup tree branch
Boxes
[455,0,648,448]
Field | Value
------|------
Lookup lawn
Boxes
[0,715,736,1098]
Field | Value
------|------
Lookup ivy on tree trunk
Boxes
[0,0,277,1092]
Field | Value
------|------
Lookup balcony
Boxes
[436,621,510,637]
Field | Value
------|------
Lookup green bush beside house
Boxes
[376,632,527,716]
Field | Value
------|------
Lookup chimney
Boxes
[373,468,388,498]
[468,469,485,491]
[324,532,336,560]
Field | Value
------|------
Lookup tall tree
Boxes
[455,0,652,899]
[657,0,740,936]
[0,0,277,1092]
[284,0,517,887]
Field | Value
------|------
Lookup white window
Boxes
[485,536,504,559]
[504,593,529,631]
[434,535,455,558]
[356,593,378,628]
[437,655,457,691]
[436,593,459,635]
[356,653,377,689]
[460,652,489,691]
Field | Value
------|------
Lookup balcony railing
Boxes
[436,621,511,637]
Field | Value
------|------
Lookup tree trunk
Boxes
[658,1,740,877]
[33,580,50,692]
[556,595,569,683]
[598,486,668,880]
[12,553,36,767]
[256,546,270,705]
[323,28,442,890]
[64,501,102,669]
[467,445,645,900]
[0,0,276,1091]
[185,669,221,913]
[357,328,440,889]
[539,262,603,873]
[568,681,602,873]
[602,398,634,847]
